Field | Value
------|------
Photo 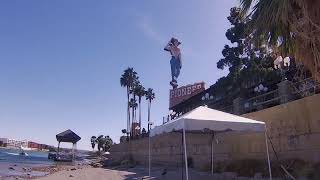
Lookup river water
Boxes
[0,148,53,178]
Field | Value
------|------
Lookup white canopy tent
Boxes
[149,106,272,180]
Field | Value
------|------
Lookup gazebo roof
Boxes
[56,129,81,144]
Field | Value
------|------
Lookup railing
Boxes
[242,89,280,113]
[291,77,320,99]
[173,78,320,116]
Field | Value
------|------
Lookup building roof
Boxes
[56,129,81,144]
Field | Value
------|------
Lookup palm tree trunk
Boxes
[139,98,142,134]
[147,100,151,133]
[127,87,130,138]
[133,94,137,124]
[131,103,134,137]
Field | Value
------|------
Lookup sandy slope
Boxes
[35,166,240,180]
[36,167,142,180]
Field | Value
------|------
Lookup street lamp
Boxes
[202,93,214,103]
[254,84,268,93]
[274,56,291,80]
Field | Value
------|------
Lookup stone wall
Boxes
[110,94,320,170]
[110,131,267,170]
[243,93,320,162]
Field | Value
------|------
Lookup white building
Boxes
[0,138,28,148]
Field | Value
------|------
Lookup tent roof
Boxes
[56,129,81,144]
[150,106,265,137]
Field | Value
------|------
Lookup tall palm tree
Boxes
[135,84,145,133]
[145,88,155,133]
[129,98,138,135]
[131,81,141,124]
[120,68,138,137]
[239,0,320,81]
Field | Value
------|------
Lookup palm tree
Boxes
[96,135,105,152]
[129,98,138,135]
[131,81,141,124]
[239,0,320,81]
[120,68,138,137]
[135,84,145,133]
[90,136,97,151]
[145,88,155,133]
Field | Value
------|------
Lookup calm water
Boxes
[0,148,53,165]
[0,148,54,178]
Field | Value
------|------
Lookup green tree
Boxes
[90,136,97,151]
[239,0,320,81]
[216,7,279,98]
[145,88,155,132]
[96,135,113,152]
[120,68,138,137]
[96,135,105,152]
[103,136,113,152]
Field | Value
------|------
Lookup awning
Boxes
[150,106,265,137]
[148,106,271,180]
[56,129,81,144]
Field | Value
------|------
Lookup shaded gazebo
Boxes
[56,129,81,161]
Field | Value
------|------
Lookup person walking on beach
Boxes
[164,37,182,89]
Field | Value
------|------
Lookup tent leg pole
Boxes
[183,129,189,180]
[265,131,272,180]
[181,132,184,180]
[211,132,214,175]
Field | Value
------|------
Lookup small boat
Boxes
[19,151,28,156]
[54,154,73,162]
[48,152,56,160]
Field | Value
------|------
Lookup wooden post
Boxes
[57,141,60,155]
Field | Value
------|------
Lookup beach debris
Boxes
[70,167,77,171]
[161,168,167,176]
[9,167,15,170]
[91,162,103,168]
[69,175,74,177]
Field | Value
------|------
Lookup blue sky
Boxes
[0,0,237,150]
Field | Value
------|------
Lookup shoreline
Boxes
[0,162,88,180]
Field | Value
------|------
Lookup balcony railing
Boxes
[243,89,280,113]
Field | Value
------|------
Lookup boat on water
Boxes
[19,151,28,156]
[19,146,29,156]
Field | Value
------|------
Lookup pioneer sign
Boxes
[169,82,205,108]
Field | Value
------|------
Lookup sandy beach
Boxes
[35,166,272,180]
[36,167,141,180]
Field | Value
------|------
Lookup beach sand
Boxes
[35,166,240,180]
[36,167,139,180]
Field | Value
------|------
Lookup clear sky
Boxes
[0,0,237,150]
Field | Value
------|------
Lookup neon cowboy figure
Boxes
[164,37,182,89]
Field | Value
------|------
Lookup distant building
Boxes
[28,142,52,151]
[0,138,8,147]
[0,138,28,148]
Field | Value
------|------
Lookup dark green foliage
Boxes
[213,7,280,98]
[96,135,113,152]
